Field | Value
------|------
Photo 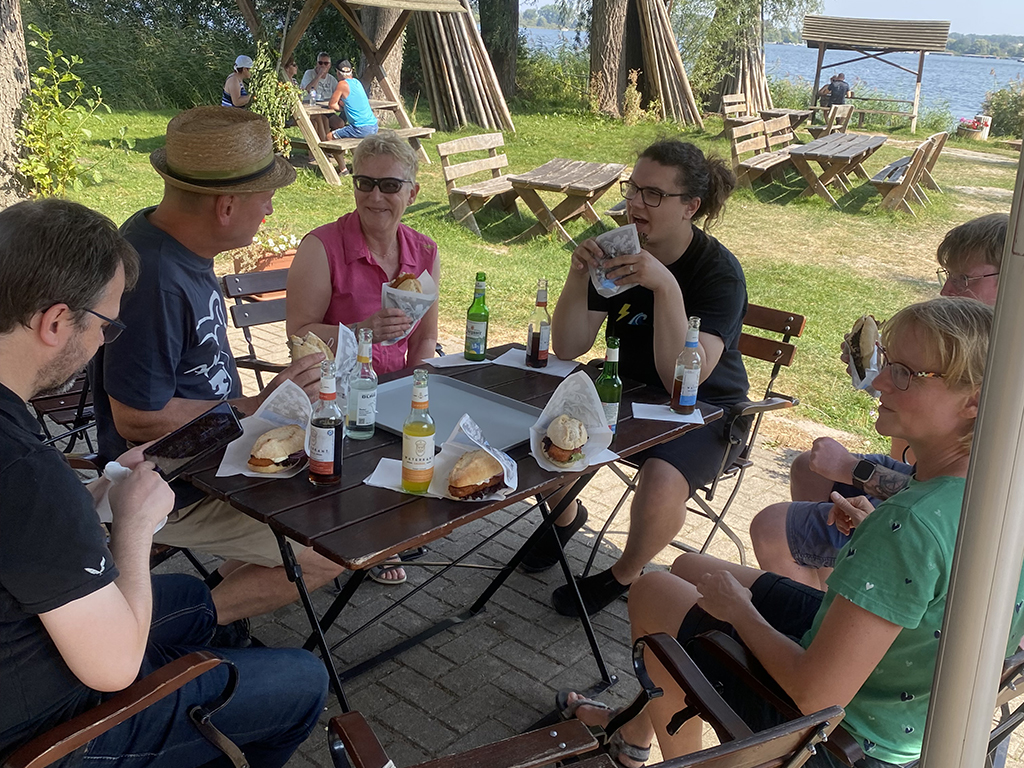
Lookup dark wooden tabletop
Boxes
[507,159,627,195]
[788,132,886,162]
[188,344,721,571]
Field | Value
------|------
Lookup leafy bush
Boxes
[982,78,1024,138]
[16,25,125,196]
[768,74,812,109]
[247,39,300,155]
[512,35,589,113]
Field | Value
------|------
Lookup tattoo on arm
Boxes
[865,466,911,500]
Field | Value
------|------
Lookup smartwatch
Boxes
[852,459,876,492]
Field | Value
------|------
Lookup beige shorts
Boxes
[153,495,307,568]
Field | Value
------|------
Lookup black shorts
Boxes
[676,573,898,768]
[634,413,751,496]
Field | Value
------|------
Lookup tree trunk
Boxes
[479,0,517,99]
[589,0,628,116]
[0,0,27,208]
[360,4,403,119]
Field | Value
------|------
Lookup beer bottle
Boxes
[464,271,489,361]
[309,360,344,485]
[347,328,377,440]
[525,278,550,368]
[595,337,623,434]
[401,369,435,493]
[671,317,701,415]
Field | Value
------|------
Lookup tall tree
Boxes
[0,0,27,207]
[588,0,627,116]
[479,0,517,98]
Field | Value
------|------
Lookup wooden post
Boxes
[234,0,262,38]
[911,49,925,134]
[811,43,825,110]
[282,0,324,62]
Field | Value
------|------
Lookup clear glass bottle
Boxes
[347,328,377,440]
[525,278,550,368]
[595,336,623,434]
[671,317,701,415]
[401,369,435,493]
[309,359,344,486]
[464,271,489,361]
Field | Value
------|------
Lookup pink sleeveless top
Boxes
[308,211,438,374]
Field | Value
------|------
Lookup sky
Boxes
[821,0,1024,37]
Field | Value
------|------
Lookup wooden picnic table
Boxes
[508,159,626,242]
[759,108,814,131]
[787,132,887,208]
[186,343,719,708]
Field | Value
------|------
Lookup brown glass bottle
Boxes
[309,360,344,486]
[525,278,550,368]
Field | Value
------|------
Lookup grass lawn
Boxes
[70,108,1018,452]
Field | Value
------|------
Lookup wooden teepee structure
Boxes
[636,0,703,126]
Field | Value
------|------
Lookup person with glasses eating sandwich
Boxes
[524,139,751,618]
[750,212,1008,590]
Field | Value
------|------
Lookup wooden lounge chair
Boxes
[327,633,844,768]
[435,133,519,236]
[728,119,794,188]
[807,104,853,139]
[870,138,933,215]
[721,93,759,131]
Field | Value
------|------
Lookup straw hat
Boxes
[150,107,296,195]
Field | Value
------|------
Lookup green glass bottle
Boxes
[596,337,622,434]
[464,271,489,361]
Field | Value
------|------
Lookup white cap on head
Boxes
[235,55,254,69]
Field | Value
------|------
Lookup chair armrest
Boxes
[329,712,393,768]
[234,359,288,375]
[688,631,864,766]
[730,395,796,420]
[4,651,223,768]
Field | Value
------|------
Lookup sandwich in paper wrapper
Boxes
[530,370,614,472]
[590,224,641,298]
[216,379,313,478]
[380,270,438,346]
[847,315,881,395]
[427,414,518,500]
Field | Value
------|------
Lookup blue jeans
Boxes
[75,575,328,768]
[331,123,378,139]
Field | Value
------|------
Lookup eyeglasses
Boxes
[353,176,411,194]
[620,180,689,208]
[936,269,1000,291]
[318,60,331,65]
[880,351,944,391]
[84,308,127,344]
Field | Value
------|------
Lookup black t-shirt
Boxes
[588,227,749,408]
[92,208,242,504]
[0,383,118,759]
[829,80,850,104]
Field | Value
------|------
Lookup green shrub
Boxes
[512,35,589,113]
[768,74,812,109]
[248,39,300,156]
[982,78,1024,138]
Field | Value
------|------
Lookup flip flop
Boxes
[555,689,612,721]
[368,556,407,585]
[554,691,650,767]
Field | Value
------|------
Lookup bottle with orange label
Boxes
[401,368,435,493]
[309,360,343,486]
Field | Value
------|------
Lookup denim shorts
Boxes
[786,453,912,569]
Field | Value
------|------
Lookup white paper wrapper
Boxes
[380,270,438,346]
[590,225,641,298]
[491,348,579,378]
[631,403,704,424]
[94,461,167,533]
[425,353,491,368]
[530,370,616,472]
[333,322,359,413]
[364,414,517,500]
[217,380,312,478]
[849,343,881,397]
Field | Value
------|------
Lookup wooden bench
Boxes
[729,117,794,187]
[870,137,933,215]
[435,133,518,236]
[313,127,436,171]
[721,92,759,131]
[869,131,948,215]
[807,104,853,139]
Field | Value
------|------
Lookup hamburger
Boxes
[248,424,307,474]
[390,272,423,293]
[288,331,334,362]
[542,415,588,469]
[849,315,880,380]
[448,449,505,499]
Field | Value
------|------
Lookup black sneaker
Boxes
[551,567,630,617]
[520,502,589,573]
[211,618,252,649]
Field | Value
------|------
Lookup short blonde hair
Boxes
[936,213,1008,273]
[352,130,419,180]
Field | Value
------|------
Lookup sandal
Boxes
[554,691,650,767]
[368,556,407,585]
[556,689,612,721]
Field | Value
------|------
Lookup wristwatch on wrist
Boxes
[852,459,876,492]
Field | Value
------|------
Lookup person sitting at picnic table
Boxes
[829,73,851,105]
[523,139,751,618]
[328,60,379,140]
[221,54,252,108]
[287,130,438,379]
[560,296,1023,768]
[300,51,339,101]
[283,55,299,85]
[749,213,1008,590]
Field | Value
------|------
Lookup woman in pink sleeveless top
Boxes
[286,131,440,374]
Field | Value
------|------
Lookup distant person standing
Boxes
[221,54,252,108]
[328,60,379,139]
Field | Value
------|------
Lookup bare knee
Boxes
[629,571,694,638]
[750,503,789,552]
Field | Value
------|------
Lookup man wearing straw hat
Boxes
[92,107,345,643]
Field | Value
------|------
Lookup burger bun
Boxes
[542,415,588,468]
[390,272,423,293]
[448,450,504,499]
[248,424,307,474]
[288,331,334,362]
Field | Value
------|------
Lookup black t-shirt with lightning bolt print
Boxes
[588,226,750,409]
[0,382,118,760]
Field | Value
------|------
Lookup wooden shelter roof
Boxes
[801,15,950,52]
[342,0,466,12]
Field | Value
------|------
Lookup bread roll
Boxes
[288,331,334,362]
[448,449,504,498]
[248,424,306,473]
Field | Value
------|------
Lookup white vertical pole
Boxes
[920,145,1024,767]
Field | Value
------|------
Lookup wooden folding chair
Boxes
[721,93,759,132]
[222,269,290,391]
[582,304,807,575]
[870,138,932,216]
[2,652,245,768]
[28,373,95,455]
[807,104,853,139]
[436,133,519,236]
[327,633,844,768]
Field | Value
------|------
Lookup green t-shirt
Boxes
[800,475,1024,764]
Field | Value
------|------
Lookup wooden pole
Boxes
[911,49,924,134]
[283,0,325,62]
[234,0,262,38]
[414,16,444,129]
[653,0,702,127]
[812,42,825,111]
[459,0,514,132]
[636,0,663,117]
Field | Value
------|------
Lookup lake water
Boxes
[522,27,1024,119]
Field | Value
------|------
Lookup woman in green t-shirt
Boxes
[559,297,1021,768]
